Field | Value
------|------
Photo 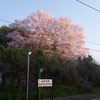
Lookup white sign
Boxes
[38,79,52,87]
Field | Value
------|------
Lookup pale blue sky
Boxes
[0,0,100,62]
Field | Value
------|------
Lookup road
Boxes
[44,94,100,100]
[55,94,100,100]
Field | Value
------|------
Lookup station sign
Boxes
[38,79,52,87]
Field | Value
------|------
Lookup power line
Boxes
[0,15,15,20]
[0,15,14,25]
[85,41,100,46]
[85,42,100,52]
[89,49,100,52]
[75,0,100,53]
[85,41,100,52]
[76,0,100,13]
[0,19,13,24]
[76,41,100,53]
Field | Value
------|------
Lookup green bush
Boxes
[53,86,79,97]
[79,84,94,94]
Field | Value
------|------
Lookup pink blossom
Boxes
[7,9,89,59]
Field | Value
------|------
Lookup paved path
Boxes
[55,94,100,100]
[44,94,100,100]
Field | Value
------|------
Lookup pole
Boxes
[39,70,41,100]
[26,51,32,100]
[52,82,53,100]
[38,68,43,100]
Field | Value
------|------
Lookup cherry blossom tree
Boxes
[7,9,88,59]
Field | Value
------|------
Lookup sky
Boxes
[0,0,100,62]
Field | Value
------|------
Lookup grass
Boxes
[0,85,100,100]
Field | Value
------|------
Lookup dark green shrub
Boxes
[79,84,93,94]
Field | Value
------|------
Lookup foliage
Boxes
[0,26,12,47]
[0,92,37,100]
[0,44,5,67]
[1,85,100,100]
[76,55,100,87]
[7,9,88,59]
[0,44,100,96]
[0,14,100,97]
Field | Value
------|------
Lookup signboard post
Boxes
[38,68,43,100]
[38,79,53,100]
